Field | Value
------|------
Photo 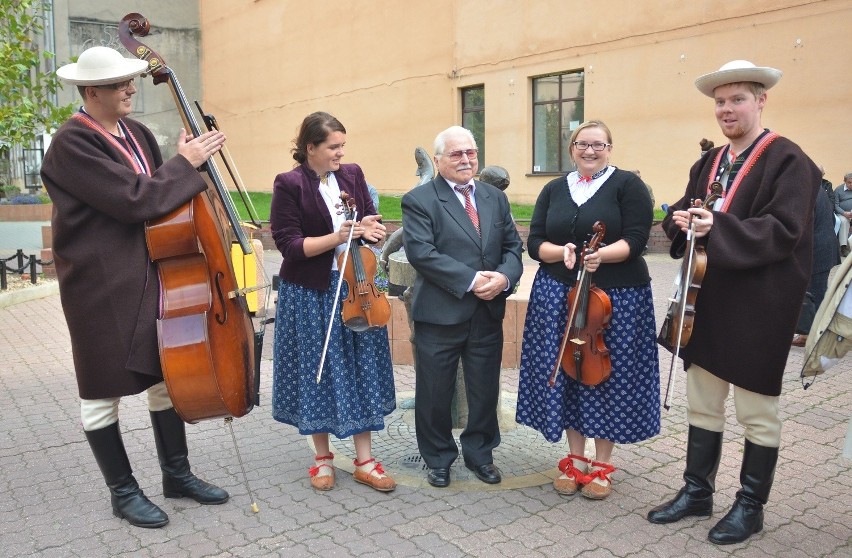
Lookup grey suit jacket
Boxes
[401,175,523,325]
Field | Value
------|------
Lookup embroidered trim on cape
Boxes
[706,132,779,213]
[71,112,150,176]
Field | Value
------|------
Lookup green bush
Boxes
[1,185,21,199]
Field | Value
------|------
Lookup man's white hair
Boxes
[434,126,477,156]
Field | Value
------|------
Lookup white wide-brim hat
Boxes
[56,46,149,86]
[694,60,782,97]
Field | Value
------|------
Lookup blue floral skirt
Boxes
[515,269,661,444]
[272,271,396,438]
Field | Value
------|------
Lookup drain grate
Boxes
[398,453,427,471]
[321,391,565,488]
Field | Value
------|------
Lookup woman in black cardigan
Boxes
[515,120,660,500]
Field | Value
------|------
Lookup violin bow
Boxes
[662,210,699,410]
[662,182,722,409]
[316,204,358,384]
[194,100,264,229]
[549,249,589,387]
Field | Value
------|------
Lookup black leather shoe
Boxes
[427,467,450,487]
[466,462,502,484]
[647,486,713,524]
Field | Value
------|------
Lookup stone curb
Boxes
[0,281,59,309]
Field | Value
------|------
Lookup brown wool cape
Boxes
[662,136,820,396]
[40,116,208,399]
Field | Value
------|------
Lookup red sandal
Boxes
[554,454,591,496]
[353,458,396,492]
[580,461,615,500]
[309,453,335,491]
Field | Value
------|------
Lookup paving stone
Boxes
[0,250,849,557]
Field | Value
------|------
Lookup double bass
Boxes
[549,221,612,387]
[118,14,257,423]
[657,182,723,409]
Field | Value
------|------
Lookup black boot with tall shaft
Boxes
[84,422,169,528]
[150,408,229,505]
[647,425,723,524]
[708,440,778,545]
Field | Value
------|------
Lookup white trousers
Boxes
[838,216,851,249]
[686,365,781,448]
[80,382,173,431]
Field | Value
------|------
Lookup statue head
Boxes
[478,165,510,191]
[414,146,435,186]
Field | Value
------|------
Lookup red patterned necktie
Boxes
[454,185,480,236]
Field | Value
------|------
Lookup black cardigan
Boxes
[527,168,653,289]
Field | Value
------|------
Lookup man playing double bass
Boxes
[40,46,229,528]
[647,60,820,545]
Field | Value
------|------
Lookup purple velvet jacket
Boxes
[270,162,377,291]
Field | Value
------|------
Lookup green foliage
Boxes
[231,190,656,225]
[231,191,537,223]
[0,0,74,149]
[1,184,21,198]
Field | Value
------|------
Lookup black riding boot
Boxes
[708,440,778,545]
[150,408,229,504]
[84,422,169,528]
[647,425,723,524]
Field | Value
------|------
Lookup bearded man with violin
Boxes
[40,47,231,528]
[515,120,660,501]
[647,61,821,546]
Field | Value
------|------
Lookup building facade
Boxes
[198,0,852,205]
[32,0,202,180]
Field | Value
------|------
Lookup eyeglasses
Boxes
[441,149,478,162]
[572,141,611,152]
[97,79,135,92]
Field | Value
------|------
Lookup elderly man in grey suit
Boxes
[402,126,524,488]
[834,172,852,256]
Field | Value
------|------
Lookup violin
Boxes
[657,182,723,354]
[658,181,723,409]
[549,221,612,387]
[315,191,391,384]
[337,192,391,332]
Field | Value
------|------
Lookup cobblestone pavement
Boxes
[0,251,849,557]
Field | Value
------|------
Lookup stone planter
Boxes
[0,203,53,222]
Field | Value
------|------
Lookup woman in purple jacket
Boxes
[269,112,396,492]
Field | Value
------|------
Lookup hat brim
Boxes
[56,58,149,86]
[694,67,782,97]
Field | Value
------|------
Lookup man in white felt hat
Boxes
[648,60,820,545]
[41,46,229,528]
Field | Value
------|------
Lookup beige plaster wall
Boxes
[200,0,852,205]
